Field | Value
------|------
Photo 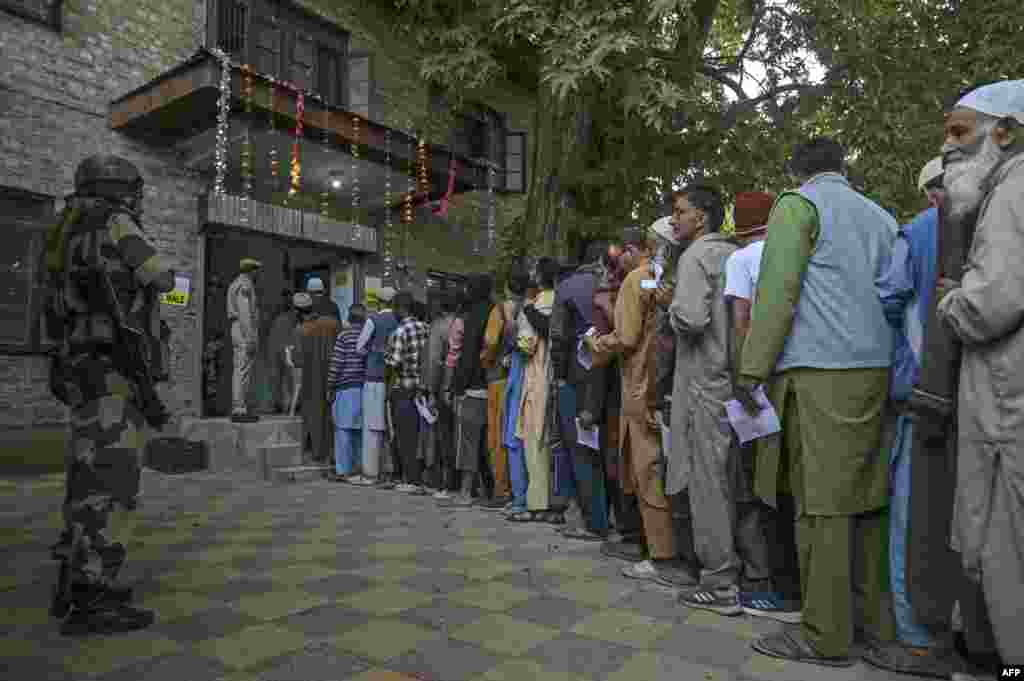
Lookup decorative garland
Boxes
[486,163,497,249]
[401,132,415,225]
[268,83,279,182]
[240,63,254,204]
[351,114,361,237]
[211,47,231,195]
[319,108,331,217]
[416,137,429,195]
[432,157,459,218]
[383,128,393,282]
[287,90,304,201]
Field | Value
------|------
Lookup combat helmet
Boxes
[74,155,144,202]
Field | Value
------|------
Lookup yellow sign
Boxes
[161,275,191,306]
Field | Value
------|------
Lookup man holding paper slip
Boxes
[738,138,897,667]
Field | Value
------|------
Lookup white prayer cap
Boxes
[918,157,944,192]
[292,292,312,309]
[648,216,678,246]
[955,80,1024,124]
[306,277,325,293]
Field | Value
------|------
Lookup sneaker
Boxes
[407,485,429,496]
[654,563,699,589]
[352,476,376,486]
[433,490,453,500]
[480,497,511,511]
[438,494,475,508]
[621,560,661,582]
[740,591,803,624]
[375,479,396,490]
[395,483,416,493]
[678,587,743,616]
[602,539,646,563]
[60,603,155,636]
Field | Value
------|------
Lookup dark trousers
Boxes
[556,383,609,534]
[390,388,421,485]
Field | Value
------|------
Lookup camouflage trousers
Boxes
[57,355,148,587]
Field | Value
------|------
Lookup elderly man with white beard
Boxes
[935,79,1024,672]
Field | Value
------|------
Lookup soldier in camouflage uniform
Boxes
[45,155,174,636]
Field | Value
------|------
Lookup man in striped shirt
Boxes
[328,303,372,484]
[385,291,431,494]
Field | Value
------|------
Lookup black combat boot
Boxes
[60,601,155,636]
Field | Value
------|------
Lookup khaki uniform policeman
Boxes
[46,155,174,636]
[227,258,262,421]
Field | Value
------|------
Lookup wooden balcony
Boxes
[199,193,377,254]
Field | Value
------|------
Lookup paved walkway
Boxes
[1,469,914,681]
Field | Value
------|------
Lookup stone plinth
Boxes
[179,415,304,474]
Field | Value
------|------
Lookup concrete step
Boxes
[270,465,332,484]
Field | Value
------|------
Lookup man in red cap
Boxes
[724,192,803,624]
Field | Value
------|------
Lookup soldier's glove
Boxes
[733,378,763,417]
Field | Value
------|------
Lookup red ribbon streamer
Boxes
[432,158,460,217]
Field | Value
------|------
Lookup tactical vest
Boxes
[44,197,168,400]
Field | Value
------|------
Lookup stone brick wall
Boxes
[0,0,535,431]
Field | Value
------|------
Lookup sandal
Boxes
[543,511,566,525]
[561,528,606,542]
[507,511,539,522]
[752,627,855,668]
[863,643,966,679]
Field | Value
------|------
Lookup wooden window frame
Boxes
[0,186,56,356]
[502,129,527,195]
[206,0,348,103]
[0,0,62,31]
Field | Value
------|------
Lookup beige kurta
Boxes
[517,290,554,510]
[592,260,676,558]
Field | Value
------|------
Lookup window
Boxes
[504,130,527,194]
[207,0,348,104]
[0,187,54,354]
[0,0,62,31]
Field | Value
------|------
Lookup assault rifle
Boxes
[98,270,170,429]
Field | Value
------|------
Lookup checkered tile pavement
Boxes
[0,471,912,681]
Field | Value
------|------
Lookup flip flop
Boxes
[752,628,855,668]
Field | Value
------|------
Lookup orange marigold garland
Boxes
[268,83,280,183]
[320,108,331,217]
[288,89,304,201]
[351,114,361,236]
[240,64,255,204]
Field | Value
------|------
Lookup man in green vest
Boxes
[737,138,898,667]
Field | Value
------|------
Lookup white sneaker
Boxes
[395,483,415,492]
[622,560,660,582]
[352,475,375,486]
[433,490,452,500]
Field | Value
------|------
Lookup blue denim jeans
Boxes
[557,383,609,534]
[335,428,363,476]
[890,414,937,648]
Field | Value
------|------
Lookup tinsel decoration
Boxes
[486,163,497,249]
[212,47,231,195]
[288,90,304,199]
[319,108,330,217]
[240,64,254,208]
[351,114,361,237]
[268,83,279,182]
[416,138,429,195]
[383,128,393,282]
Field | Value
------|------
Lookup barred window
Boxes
[0,187,55,354]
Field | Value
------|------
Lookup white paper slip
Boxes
[576,418,600,450]
[725,386,781,444]
[414,395,438,425]
[641,279,658,290]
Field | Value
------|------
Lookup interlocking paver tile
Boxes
[450,613,561,656]
[504,596,599,629]
[262,561,342,585]
[684,608,783,640]
[157,567,244,591]
[344,561,428,582]
[345,670,424,681]
[303,571,375,599]
[330,618,441,662]
[652,623,754,669]
[737,653,870,681]
[605,651,735,681]
[273,602,368,637]
[441,557,521,582]
[233,588,330,620]
[399,569,471,595]
[443,539,505,557]
[399,598,490,632]
[613,584,692,621]
[386,636,502,681]
[92,652,230,681]
[340,585,437,615]
[60,632,182,677]
[447,581,535,611]
[473,658,591,681]
[138,591,224,621]
[536,555,602,578]
[196,623,308,671]
[550,577,636,608]
[153,605,263,643]
[570,608,675,649]
[526,632,638,678]
[362,542,421,559]
[250,640,373,681]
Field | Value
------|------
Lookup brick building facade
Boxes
[0,0,535,432]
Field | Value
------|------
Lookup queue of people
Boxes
[291,79,1022,681]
